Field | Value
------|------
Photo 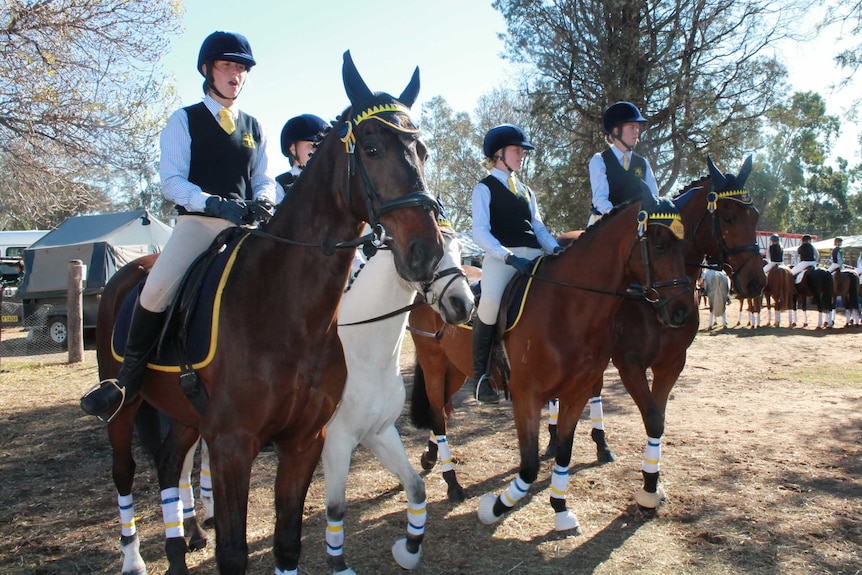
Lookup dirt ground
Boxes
[0,304,860,575]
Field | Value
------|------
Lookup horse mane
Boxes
[576,198,639,241]
[669,174,711,200]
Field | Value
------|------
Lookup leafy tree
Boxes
[0,0,182,229]
[420,96,483,231]
[491,0,814,225]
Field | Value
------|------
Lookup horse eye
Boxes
[364,145,379,157]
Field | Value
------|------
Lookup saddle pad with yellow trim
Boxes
[111,234,247,372]
[501,256,543,332]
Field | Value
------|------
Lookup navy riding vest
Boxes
[483,175,541,249]
[602,148,648,207]
[179,102,261,215]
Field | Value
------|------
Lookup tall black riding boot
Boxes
[464,320,499,404]
[81,301,165,422]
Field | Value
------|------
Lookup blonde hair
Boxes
[482,157,496,171]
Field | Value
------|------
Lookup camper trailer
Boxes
[0,230,49,259]
[17,211,172,345]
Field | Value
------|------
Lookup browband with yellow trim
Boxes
[707,188,752,212]
[637,210,685,240]
[340,102,420,153]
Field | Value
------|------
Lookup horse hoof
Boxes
[448,484,466,503]
[478,493,502,524]
[392,538,422,570]
[120,534,146,575]
[596,448,616,464]
[635,485,667,509]
[553,509,582,533]
[420,452,436,471]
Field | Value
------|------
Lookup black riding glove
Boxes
[244,198,275,225]
[552,245,564,255]
[506,254,533,275]
[204,196,247,226]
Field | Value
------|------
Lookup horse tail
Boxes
[850,274,860,310]
[409,360,434,430]
[134,400,163,463]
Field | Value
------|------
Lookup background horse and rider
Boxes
[95,52,445,575]
[409,157,764,523]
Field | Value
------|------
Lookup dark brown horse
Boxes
[833,269,860,326]
[793,268,834,328]
[763,265,795,327]
[96,52,443,575]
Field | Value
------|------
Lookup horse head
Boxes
[414,226,474,325]
[696,155,765,297]
[632,184,694,328]
[336,50,442,283]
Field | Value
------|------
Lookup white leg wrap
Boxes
[325,518,345,557]
[548,399,559,425]
[406,500,427,537]
[589,396,604,430]
[161,487,184,539]
[501,476,531,509]
[550,464,569,501]
[642,436,662,474]
[179,474,195,520]
[708,312,714,327]
[275,568,298,575]
[200,448,214,520]
[118,493,136,537]
[435,434,454,473]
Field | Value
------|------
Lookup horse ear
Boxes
[398,66,420,108]
[707,155,727,190]
[342,50,373,109]
[737,154,753,187]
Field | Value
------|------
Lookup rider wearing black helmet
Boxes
[80,31,277,422]
[791,234,818,283]
[468,124,562,404]
[588,102,659,226]
[828,237,844,273]
[275,114,329,203]
[763,233,784,274]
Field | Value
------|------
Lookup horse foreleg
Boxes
[365,426,427,570]
[178,437,209,551]
[208,434,255,575]
[543,399,559,460]
[547,397,587,533]
[587,375,615,463]
[108,404,146,575]
[321,429,356,575]
[478,393,542,526]
[199,440,214,527]
[157,422,202,575]
[272,435,324,575]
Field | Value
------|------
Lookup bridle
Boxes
[691,188,761,282]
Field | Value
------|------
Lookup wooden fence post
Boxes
[67,260,84,363]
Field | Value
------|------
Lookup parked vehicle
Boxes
[0,230,50,259]
[17,211,172,346]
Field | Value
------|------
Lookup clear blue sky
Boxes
[160,0,516,174]
[160,0,860,174]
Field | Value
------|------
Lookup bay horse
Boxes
[565,156,764,504]
[793,267,834,328]
[95,52,444,575]
[832,269,860,326]
[476,188,694,532]
[763,265,795,327]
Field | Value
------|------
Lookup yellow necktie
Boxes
[622,154,629,170]
[507,176,519,195]
[218,108,236,135]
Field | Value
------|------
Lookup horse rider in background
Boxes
[790,234,819,284]
[763,233,784,274]
[468,124,563,404]
[827,237,844,273]
[275,113,329,204]
[587,101,659,227]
